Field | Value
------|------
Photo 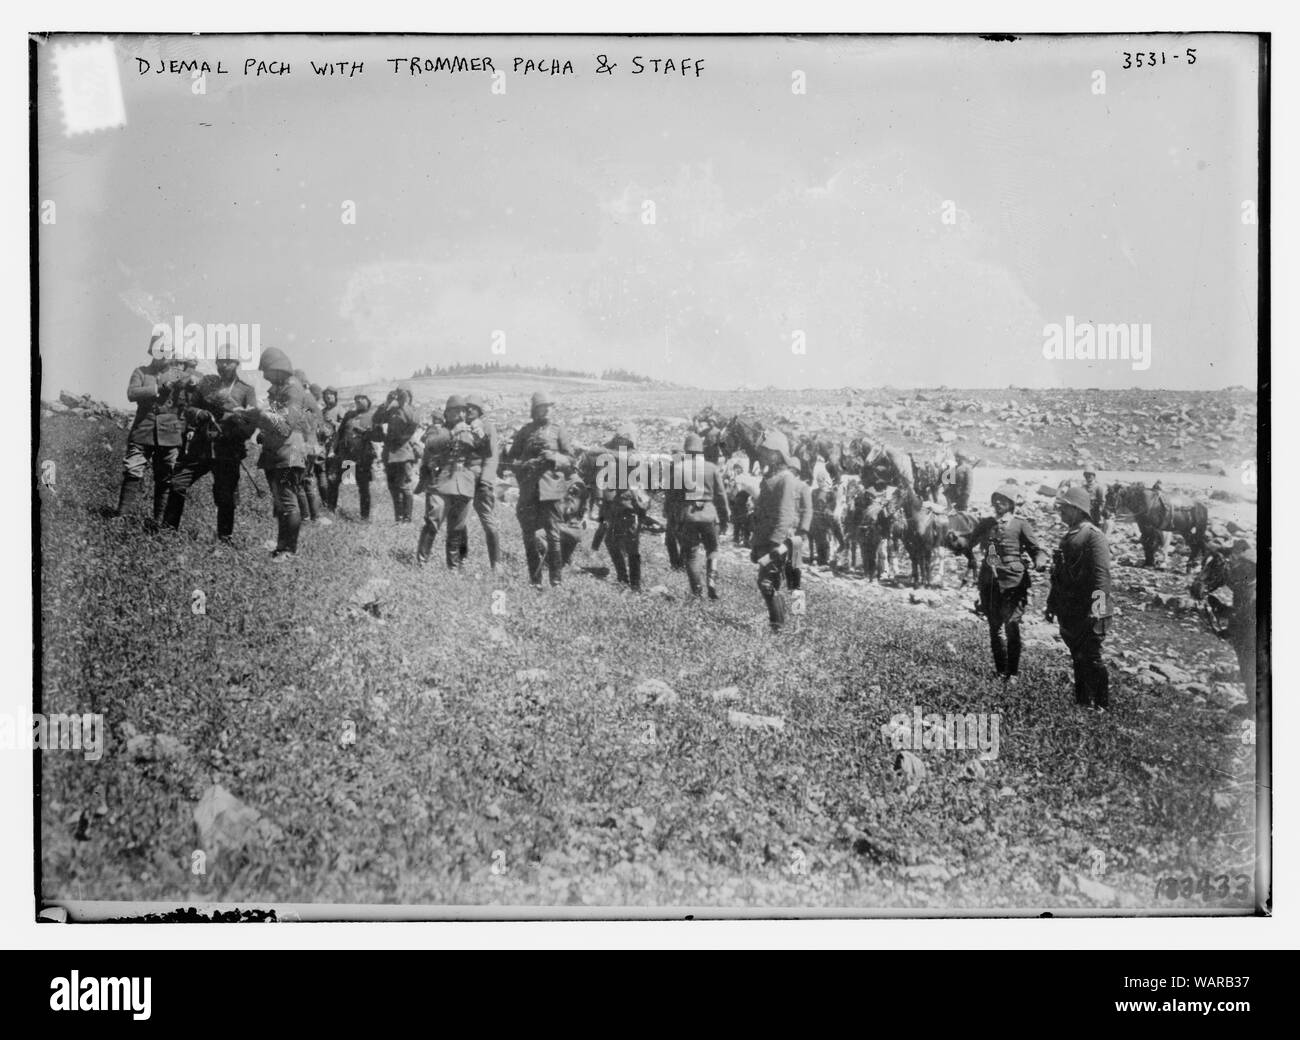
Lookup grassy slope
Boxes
[38,412,1256,910]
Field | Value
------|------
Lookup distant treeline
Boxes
[409,361,656,383]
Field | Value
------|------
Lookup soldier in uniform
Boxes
[598,424,652,591]
[674,432,730,599]
[114,332,186,525]
[337,394,377,521]
[464,393,501,572]
[943,452,973,511]
[808,476,839,567]
[750,430,813,633]
[698,414,725,466]
[291,374,329,526]
[416,395,479,568]
[1081,464,1110,533]
[162,341,258,541]
[240,347,312,560]
[318,386,345,512]
[968,484,1049,683]
[506,390,575,588]
[373,385,420,523]
[1046,486,1114,710]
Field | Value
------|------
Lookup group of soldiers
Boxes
[108,336,1255,713]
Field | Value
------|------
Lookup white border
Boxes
[7,0,1291,951]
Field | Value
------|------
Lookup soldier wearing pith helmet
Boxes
[464,392,502,572]
[967,484,1049,683]
[416,395,478,568]
[1047,485,1114,710]
[506,389,575,587]
[674,431,730,599]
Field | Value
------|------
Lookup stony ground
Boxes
[37,380,1261,912]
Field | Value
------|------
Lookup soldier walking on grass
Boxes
[114,332,186,526]
[374,385,419,523]
[465,393,502,572]
[750,430,813,633]
[416,395,478,568]
[968,484,1049,684]
[1046,486,1114,711]
[241,347,312,560]
[598,424,651,591]
[318,386,344,512]
[506,390,575,588]
[338,393,377,521]
[162,341,257,541]
[674,432,729,599]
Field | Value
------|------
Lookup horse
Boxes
[1108,482,1209,570]
[720,415,767,472]
[901,489,947,588]
[1189,545,1258,708]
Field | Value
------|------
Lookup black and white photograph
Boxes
[31,28,1268,920]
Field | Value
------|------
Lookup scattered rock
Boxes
[515,668,550,683]
[193,784,282,860]
[728,710,785,732]
[708,685,741,702]
[636,678,679,706]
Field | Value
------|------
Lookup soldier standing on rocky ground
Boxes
[808,475,839,568]
[598,424,651,591]
[374,385,420,523]
[674,432,729,600]
[318,387,344,512]
[1081,464,1110,534]
[698,413,725,465]
[239,347,311,560]
[1046,486,1114,711]
[750,430,813,633]
[337,394,377,521]
[416,395,478,568]
[464,393,501,573]
[162,341,257,542]
[969,484,1049,684]
[114,332,186,526]
[944,452,973,511]
[506,390,575,588]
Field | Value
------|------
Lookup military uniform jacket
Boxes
[1084,480,1108,521]
[971,513,1049,592]
[183,374,258,461]
[127,363,187,448]
[672,455,729,525]
[339,406,377,462]
[254,378,312,470]
[702,429,724,465]
[467,417,500,483]
[374,402,420,463]
[507,419,574,502]
[1048,520,1113,621]
[424,422,479,498]
[752,468,814,548]
[320,403,345,456]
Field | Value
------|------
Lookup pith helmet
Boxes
[531,390,554,409]
[1058,486,1092,515]
[683,432,705,454]
[445,394,468,413]
[991,484,1020,508]
[465,393,486,414]
[258,347,293,378]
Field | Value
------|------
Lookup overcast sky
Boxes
[37,33,1261,403]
